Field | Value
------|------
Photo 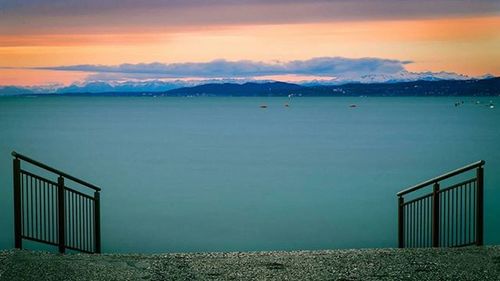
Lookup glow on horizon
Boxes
[0,16,499,86]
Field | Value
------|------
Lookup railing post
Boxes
[398,196,404,248]
[432,182,440,247]
[94,191,101,253]
[57,176,66,254]
[13,158,22,249]
[476,166,484,246]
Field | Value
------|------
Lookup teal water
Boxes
[1,96,499,253]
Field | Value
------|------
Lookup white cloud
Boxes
[36,57,411,80]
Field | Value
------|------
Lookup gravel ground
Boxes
[1,246,499,280]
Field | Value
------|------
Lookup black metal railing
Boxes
[12,151,101,253]
[397,161,484,248]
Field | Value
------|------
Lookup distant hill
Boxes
[1,77,499,97]
[163,78,499,97]
[165,81,310,96]
[310,77,500,97]
[0,86,34,96]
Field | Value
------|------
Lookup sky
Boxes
[0,0,499,86]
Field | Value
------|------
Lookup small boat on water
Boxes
[349,104,357,108]
[260,104,268,109]
[284,103,289,107]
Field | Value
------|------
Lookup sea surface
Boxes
[0,96,499,253]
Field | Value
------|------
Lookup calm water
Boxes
[1,96,499,253]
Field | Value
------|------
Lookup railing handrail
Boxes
[397,160,484,197]
[12,151,101,191]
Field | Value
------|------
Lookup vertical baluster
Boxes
[57,176,65,254]
[462,184,466,245]
[78,194,81,250]
[459,186,462,245]
[428,197,431,247]
[20,173,24,238]
[432,183,440,247]
[76,193,79,250]
[398,197,404,248]
[428,196,431,247]
[31,177,34,239]
[448,190,451,247]
[30,177,34,238]
[413,202,416,248]
[461,184,464,245]
[80,196,83,251]
[38,179,42,240]
[43,181,46,241]
[450,188,453,247]
[406,204,409,248]
[89,198,92,252]
[442,190,445,247]
[68,191,72,248]
[53,184,57,243]
[23,174,27,238]
[455,187,458,247]
[88,198,92,252]
[437,195,440,247]
[84,198,87,252]
[34,178,37,239]
[31,177,35,239]
[440,194,444,246]
[49,184,53,243]
[446,189,451,247]
[52,184,55,243]
[36,178,40,239]
[89,199,93,252]
[419,200,422,247]
[75,192,78,249]
[66,191,69,247]
[74,193,80,248]
[73,192,76,248]
[412,202,416,248]
[473,182,476,243]
[409,203,412,247]
[476,166,484,246]
[75,193,78,250]
[424,197,427,247]
[405,204,409,248]
[39,179,42,240]
[13,158,22,249]
[76,193,79,249]
[94,191,101,253]
[69,191,72,247]
[86,198,89,252]
[48,183,52,243]
[468,182,472,244]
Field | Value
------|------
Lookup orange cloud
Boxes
[0,16,498,86]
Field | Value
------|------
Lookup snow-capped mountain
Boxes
[0,72,496,95]
[301,71,473,86]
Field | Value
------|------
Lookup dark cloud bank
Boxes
[1,0,498,34]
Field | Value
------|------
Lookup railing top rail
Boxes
[397,160,484,197]
[12,151,101,191]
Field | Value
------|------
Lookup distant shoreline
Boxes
[1,77,499,97]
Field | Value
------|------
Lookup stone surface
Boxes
[1,246,499,280]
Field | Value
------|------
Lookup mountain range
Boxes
[1,77,499,97]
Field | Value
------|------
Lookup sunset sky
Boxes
[0,0,499,86]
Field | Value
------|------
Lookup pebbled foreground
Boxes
[1,246,500,280]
